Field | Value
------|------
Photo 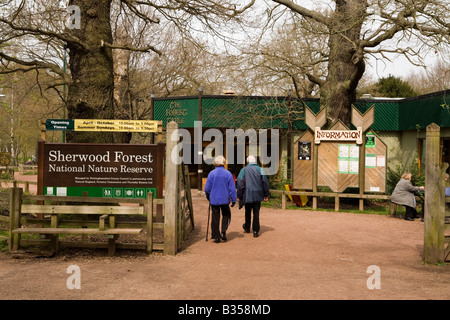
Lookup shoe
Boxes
[242,224,250,233]
[405,217,414,221]
[221,233,227,242]
[253,231,259,238]
[214,238,221,243]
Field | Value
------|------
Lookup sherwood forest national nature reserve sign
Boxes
[40,143,163,199]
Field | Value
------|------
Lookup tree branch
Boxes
[271,0,330,26]
[0,17,88,50]
[0,51,69,83]
[101,40,163,55]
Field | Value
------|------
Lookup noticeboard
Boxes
[298,141,311,160]
[45,119,158,132]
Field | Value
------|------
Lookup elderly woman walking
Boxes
[391,172,425,221]
[205,155,237,243]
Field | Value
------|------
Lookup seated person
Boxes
[391,172,425,221]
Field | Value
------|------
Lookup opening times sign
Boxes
[40,143,163,198]
[46,119,158,132]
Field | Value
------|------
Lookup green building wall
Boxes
[153,90,450,182]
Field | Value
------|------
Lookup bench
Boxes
[389,202,404,219]
[9,191,154,256]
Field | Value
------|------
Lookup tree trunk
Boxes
[321,0,366,128]
[66,0,115,143]
[113,29,133,144]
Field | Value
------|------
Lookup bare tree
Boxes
[257,0,450,127]
[0,0,255,142]
[0,71,60,164]
[406,59,450,94]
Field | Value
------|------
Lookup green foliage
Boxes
[376,75,417,98]
[386,159,424,194]
[0,172,13,180]
[0,237,7,252]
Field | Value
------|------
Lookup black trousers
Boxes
[211,205,231,240]
[244,202,261,233]
[404,205,417,219]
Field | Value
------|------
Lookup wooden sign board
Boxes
[316,122,359,192]
[315,127,363,144]
[293,131,314,190]
[39,142,164,198]
[363,130,387,193]
[293,126,386,193]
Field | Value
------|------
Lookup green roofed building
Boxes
[153,89,450,188]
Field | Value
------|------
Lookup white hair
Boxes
[247,155,257,164]
[213,155,226,166]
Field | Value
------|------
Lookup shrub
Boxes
[386,159,424,194]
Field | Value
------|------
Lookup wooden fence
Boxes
[6,189,164,255]
[1,161,194,256]
[423,123,450,263]
[271,189,391,211]
[0,124,195,255]
[0,179,37,193]
[0,165,38,175]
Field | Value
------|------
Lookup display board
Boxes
[293,106,386,193]
[316,122,360,192]
[39,142,164,198]
[293,130,314,190]
[363,130,387,193]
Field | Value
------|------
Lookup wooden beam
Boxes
[164,121,179,255]
[424,123,446,263]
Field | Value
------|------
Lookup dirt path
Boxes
[0,174,449,300]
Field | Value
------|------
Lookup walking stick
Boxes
[206,203,211,241]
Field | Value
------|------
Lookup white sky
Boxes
[252,0,449,82]
[366,50,446,80]
[367,55,422,80]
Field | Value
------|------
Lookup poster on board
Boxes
[298,141,311,160]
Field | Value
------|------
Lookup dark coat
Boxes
[236,164,269,204]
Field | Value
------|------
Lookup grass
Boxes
[0,221,9,252]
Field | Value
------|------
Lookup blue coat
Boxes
[205,166,237,206]
[237,164,269,203]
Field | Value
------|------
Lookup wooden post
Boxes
[50,213,59,252]
[164,121,179,255]
[424,123,445,263]
[146,192,153,254]
[281,191,286,210]
[184,165,194,229]
[9,187,23,252]
[156,142,165,222]
[312,139,318,210]
[177,164,183,248]
[359,134,365,211]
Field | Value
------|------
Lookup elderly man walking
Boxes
[205,155,237,243]
[237,155,269,238]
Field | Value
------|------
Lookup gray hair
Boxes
[213,155,226,166]
[247,155,257,164]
